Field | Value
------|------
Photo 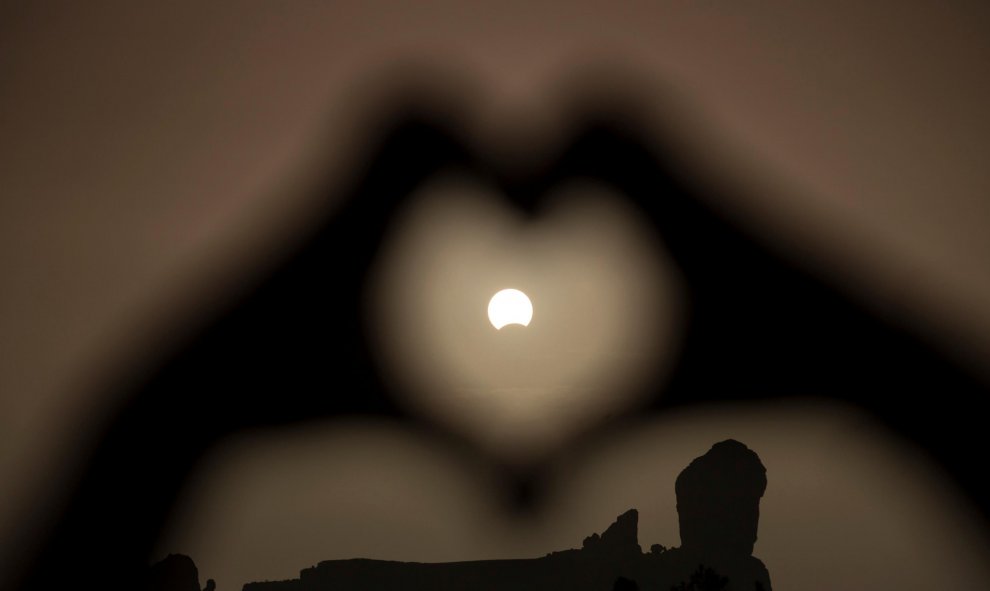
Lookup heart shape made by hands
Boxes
[26,93,989,591]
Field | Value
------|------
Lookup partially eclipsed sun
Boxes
[488,288,533,330]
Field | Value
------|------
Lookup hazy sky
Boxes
[2,1,990,587]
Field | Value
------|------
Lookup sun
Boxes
[487,288,533,330]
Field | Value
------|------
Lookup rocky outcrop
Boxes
[145,554,214,591]
[583,508,640,556]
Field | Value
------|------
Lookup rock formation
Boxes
[162,439,771,591]
[145,554,214,591]
[244,510,645,591]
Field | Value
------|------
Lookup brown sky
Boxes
[2,0,990,587]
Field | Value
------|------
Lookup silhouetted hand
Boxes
[14,109,484,591]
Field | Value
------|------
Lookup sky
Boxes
[2,1,990,588]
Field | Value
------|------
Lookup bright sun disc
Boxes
[487,288,533,329]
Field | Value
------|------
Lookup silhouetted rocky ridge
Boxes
[244,509,645,591]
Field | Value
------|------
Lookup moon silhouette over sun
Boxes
[487,289,533,329]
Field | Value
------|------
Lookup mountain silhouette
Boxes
[204,439,771,591]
